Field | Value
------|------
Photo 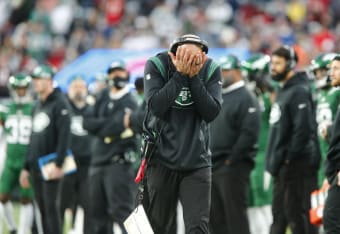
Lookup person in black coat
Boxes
[143,34,222,234]
[20,64,71,234]
[58,75,93,234]
[83,60,138,234]
[209,55,261,234]
[266,46,319,234]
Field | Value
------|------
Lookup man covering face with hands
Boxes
[142,34,222,234]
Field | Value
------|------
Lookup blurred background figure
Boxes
[88,72,107,104]
[20,64,71,234]
[242,53,274,234]
[83,60,138,234]
[58,75,93,234]
[0,74,34,234]
[266,46,319,234]
[323,55,340,234]
[210,54,261,234]
[310,53,340,187]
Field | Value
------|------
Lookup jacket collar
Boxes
[109,86,129,100]
[222,80,245,94]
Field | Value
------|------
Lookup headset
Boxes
[283,45,297,70]
[169,34,209,55]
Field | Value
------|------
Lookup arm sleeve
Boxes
[82,93,106,134]
[144,59,186,118]
[84,97,138,137]
[229,97,261,162]
[23,144,31,171]
[83,117,109,134]
[129,101,146,134]
[326,124,333,143]
[189,65,222,122]
[54,102,71,167]
[325,111,340,176]
[96,114,125,137]
[287,88,314,161]
[24,104,36,171]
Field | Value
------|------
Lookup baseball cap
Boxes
[219,55,240,70]
[107,60,126,74]
[31,64,55,79]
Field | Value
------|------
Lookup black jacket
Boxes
[129,99,146,134]
[266,72,319,176]
[83,88,138,166]
[144,51,222,170]
[325,109,340,180]
[68,99,94,165]
[210,81,261,167]
[25,88,71,170]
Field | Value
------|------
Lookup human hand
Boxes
[123,109,131,128]
[48,164,64,180]
[321,178,330,190]
[188,52,207,78]
[19,169,30,188]
[168,45,198,75]
[318,122,329,139]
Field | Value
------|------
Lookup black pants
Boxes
[210,161,252,234]
[58,163,90,234]
[323,175,340,234]
[143,161,211,234]
[31,170,62,234]
[88,163,135,234]
[270,161,310,234]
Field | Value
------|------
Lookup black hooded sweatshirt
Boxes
[266,72,320,176]
[25,88,71,171]
[143,51,222,170]
[68,99,94,166]
[83,88,138,166]
[210,81,261,168]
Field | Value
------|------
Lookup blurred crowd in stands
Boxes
[0,0,339,97]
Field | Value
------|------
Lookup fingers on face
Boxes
[174,45,207,74]
[187,53,196,66]
[176,46,185,61]
[194,54,201,65]
[168,51,176,62]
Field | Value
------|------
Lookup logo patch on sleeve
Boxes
[248,107,256,113]
[298,103,307,109]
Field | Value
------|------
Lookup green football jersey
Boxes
[248,92,273,207]
[0,102,33,169]
[316,87,340,185]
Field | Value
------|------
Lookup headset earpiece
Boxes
[283,45,296,70]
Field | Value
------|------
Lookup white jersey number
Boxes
[5,116,32,145]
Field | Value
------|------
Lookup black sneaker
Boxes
[10,230,17,234]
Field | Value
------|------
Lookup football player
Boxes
[0,74,34,234]
[310,53,340,186]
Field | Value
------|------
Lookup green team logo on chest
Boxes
[175,87,194,106]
